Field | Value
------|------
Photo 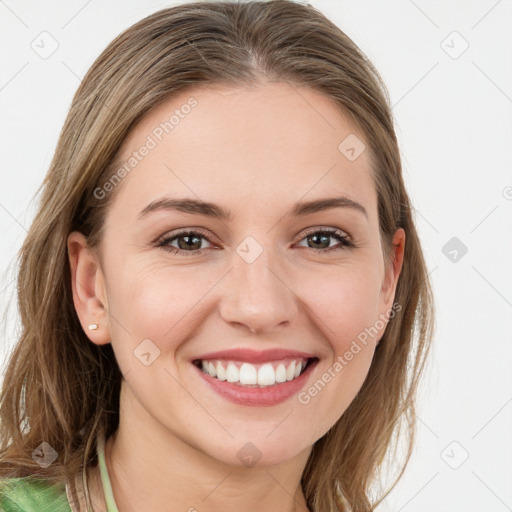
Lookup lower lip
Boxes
[193,359,318,407]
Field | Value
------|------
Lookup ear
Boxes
[67,231,111,346]
[379,227,405,314]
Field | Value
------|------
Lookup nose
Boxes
[218,248,298,335]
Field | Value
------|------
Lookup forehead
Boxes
[107,81,377,223]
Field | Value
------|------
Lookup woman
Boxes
[0,1,434,511]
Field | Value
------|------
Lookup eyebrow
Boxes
[138,195,368,221]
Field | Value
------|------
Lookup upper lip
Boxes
[192,348,318,364]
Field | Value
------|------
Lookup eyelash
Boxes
[155,227,355,256]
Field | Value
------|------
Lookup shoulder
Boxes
[0,476,71,512]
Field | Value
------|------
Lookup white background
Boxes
[1,1,511,510]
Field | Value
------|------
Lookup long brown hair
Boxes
[0,1,434,510]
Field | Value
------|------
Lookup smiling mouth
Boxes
[192,357,318,387]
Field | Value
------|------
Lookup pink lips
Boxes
[192,348,317,364]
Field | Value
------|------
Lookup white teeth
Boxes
[258,363,276,386]
[216,361,227,381]
[239,363,257,385]
[286,361,296,381]
[275,363,287,383]
[198,358,310,386]
[226,362,239,383]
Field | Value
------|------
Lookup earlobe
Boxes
[67,231,111,346]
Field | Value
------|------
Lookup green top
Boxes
[0,432,119,512]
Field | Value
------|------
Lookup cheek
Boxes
[298,262,382,349]
[105,259,220,347]
[293,263,381,433]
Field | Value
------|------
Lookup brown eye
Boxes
[157,230,213,256]
[296,228,353,252]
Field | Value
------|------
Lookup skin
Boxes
[68,81,405,512]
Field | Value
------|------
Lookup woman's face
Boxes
[70,81,404,467]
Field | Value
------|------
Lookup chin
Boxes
[208,436,311,469]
